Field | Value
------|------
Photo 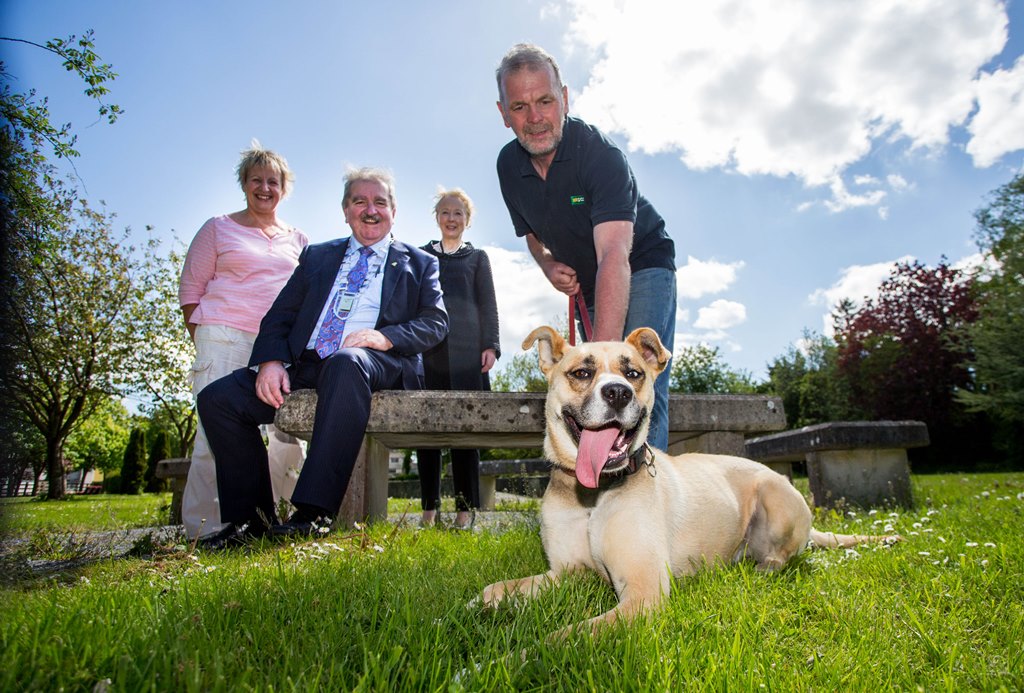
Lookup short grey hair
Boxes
[495,43,564,107]
[342,167,397,212]
[236,139,294,198]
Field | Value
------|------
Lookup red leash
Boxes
[568,292,594,346]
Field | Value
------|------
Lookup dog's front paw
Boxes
[472,574,549,611]
[464,584,499,612]
[479,582,507,608]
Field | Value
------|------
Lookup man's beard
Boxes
[518,128,561,158]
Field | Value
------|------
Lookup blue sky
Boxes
[4,0,1023,380]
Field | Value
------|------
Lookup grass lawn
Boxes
[1,473,1022,691]
[0,493,174,534]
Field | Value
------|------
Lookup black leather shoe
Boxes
[196,523,247,550]
[196,522,268,550]
[270,515,333,539]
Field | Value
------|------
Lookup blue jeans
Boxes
[579,267,676,450]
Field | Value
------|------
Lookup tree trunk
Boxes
[45,438,67,500]
[78,466,91,492]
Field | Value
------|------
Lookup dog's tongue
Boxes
[576,427,621,488]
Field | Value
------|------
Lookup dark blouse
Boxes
[419,241,501,391]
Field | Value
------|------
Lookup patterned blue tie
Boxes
[314,246,374,358]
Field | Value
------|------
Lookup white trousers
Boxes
[182,324,305,539]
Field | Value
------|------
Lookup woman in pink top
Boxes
[178,142,308,541]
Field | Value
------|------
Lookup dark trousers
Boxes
[417,448,480,512]
[197,347,404,526]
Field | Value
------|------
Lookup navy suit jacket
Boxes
[248,237,448,390]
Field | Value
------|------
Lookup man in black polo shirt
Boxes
[494,43,677,450]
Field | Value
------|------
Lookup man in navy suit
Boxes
[197,168,448,546]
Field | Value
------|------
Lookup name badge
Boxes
[337,292,358,312]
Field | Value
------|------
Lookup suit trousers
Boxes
[197,347,405,526]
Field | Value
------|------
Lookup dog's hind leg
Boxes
[744,477,814,571]
[809,528,901,548]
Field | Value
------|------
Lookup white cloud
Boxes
[483,246,566,357]
[808,255,915,334]
[793,335,815,357]
[887,174,912,192]
[486,247,749,363]
[676,256,744,299]
[967,55,1024,167]
[486,248,747,359]
[694,299,747,331]
[809,257,914,308]
[562,0,1014,209]
[823,177,887,213]
[953,250,1001,279]
[674,257,745,344]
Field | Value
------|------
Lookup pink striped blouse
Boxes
[179,215,309,334]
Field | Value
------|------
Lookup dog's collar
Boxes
[560,443,656,486]
[619,443,657,479]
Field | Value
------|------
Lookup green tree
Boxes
[119,427,147,495]
[764,344,807,428]
[0,31,122,160]
[669,343,757,394]
[146,401,197,458]
[491,347,549,393]
[64,395,131,492]
[833,260,985,471]
[765,330,858,428]
[145,428,172,492]
[4,200,139,499]
[1,31,124,499]
[957,173,1024,464]
[121,237,197,458]
[0,410,46,496]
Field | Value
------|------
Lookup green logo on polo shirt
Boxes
[570,195,585,206]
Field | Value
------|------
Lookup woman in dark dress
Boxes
[417,189,500,529]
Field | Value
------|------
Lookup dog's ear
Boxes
[625,328,671,374]
[522,325,566,376]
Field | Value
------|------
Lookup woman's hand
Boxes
[481,348,497,373]
[181,304,199,343]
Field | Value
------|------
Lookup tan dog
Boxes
[478,326,896,637]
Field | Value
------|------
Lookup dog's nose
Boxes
[601,382,633,410]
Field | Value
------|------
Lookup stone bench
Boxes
[155,457,191,524]
[478,457,551,510]
[157,391,787,527]
[275,389,787,524]
[744,421,929,508]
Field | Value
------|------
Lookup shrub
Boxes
[119,428,147,495]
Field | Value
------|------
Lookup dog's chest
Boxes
[586,485,665,557]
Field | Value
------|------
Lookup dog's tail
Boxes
[808,528,902,549]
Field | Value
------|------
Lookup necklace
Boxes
[434,240,465,255]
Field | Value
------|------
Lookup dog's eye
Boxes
[569,368,593,380]
[624,369,643,380]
